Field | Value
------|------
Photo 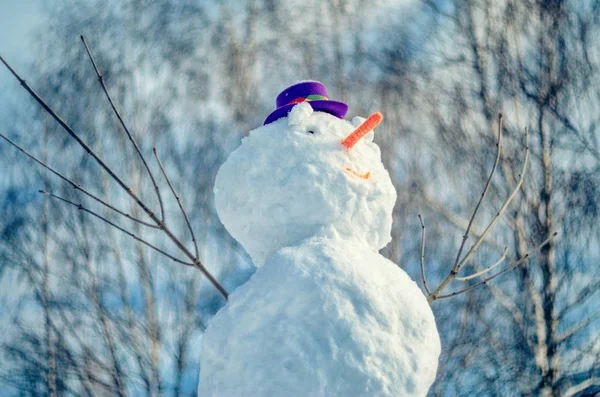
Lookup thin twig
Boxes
[457,128,529,269]
[455,247,508,281]
[433,233,556,300]
[0,55,157,221]
[40,190,193,267]
[418,186,507,253]
[453,113,503,269]
[555,310,600,343]
[153,148,200,259]
[427,122,531,303]
[1,54,229,299]
[418,214,430,294]
[562,377,600,397]
[80,35,165,223]
[428,113,504,300]
[0,132,159,228]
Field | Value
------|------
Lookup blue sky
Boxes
[0,0,41,60]
[0,0,42,96]
[0,0,43,129]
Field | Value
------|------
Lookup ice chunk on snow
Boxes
[198,234,440,397]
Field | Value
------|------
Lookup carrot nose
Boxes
[341,112,383,149]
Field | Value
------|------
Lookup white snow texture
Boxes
[201,102,440,396]
[214,103,395,267]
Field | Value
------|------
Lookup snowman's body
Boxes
[199,101,440,396]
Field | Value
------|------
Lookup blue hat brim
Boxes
[263,100,348,125]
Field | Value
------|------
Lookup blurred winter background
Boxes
[1,0,599,396]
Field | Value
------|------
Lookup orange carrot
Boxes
[341,112,383,149]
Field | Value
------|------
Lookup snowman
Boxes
[199,81,440,396]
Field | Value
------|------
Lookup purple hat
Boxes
[264,81,348,125]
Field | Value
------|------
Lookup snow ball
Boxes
[214,109,396,266]
[198,235,441,397]
[288,101,313,126]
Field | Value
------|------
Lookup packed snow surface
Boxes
[203,102,440,396]
[199,234,440,396]
[214,103,396,266]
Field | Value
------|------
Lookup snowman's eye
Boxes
[306,126,319,135]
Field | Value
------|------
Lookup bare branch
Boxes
[16,258,105,396]
[80,35,165,223]
[558,278,600,319]
[455,246,508,281]
[433,234,556,301]
[39,190,193,267]
[1,54,229,300]
[0,132,159,229]
[453,113,503,271]
[427,113,504,301]
[86,262,127,397]
[428,125,531,303]
[562,377,600,397]
[456,128,530,269]
[417,185,507,253]
[555,311,600,343]
[153,148,200,260]
[418,214,431,294]
[0,55,158,222]
[485,282,534,352]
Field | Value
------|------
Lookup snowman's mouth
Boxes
[345,167,371,180]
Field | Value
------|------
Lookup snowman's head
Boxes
[214,102,397,266]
